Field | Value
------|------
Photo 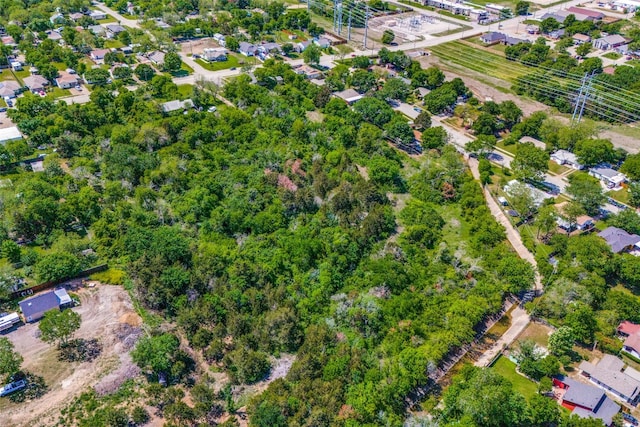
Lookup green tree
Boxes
[529,393,560,426]
[565,303,597,344]
[302,43,321,65]
[39,309,81,347]
[85,68,110,86]
[132,333,180,376]
[0,338,22,380]
[472,113,499,135]
[414,111,431,131]
[575,42,592,57]
[515,1,530,15]
[566,173,605,216]
[465,134,496,156]
[135,63,155,81]
[352,56,371,69]
[34,252,81,283]
[1,240,21,263]
[382,29,395,44]
[573,138,615,167]
[536,204,557,239]
[385,117,414,145]
[421,126,448,149]
[350,70,377,93]
[621,153,640,180]
[511,142,550,182]
[499,100,523,129]
[225,36,239,52]
[548,326,574,358]
[163,52,183,72]
[381,78,410,101]
[225,347,271,384]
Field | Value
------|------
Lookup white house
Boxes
[202,48,228,62]
[594,34,628,50]
[0,126,23,145]
[89,10,107,20]
[589,166,626,189]
[550,149,583,170]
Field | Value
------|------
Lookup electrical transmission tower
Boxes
[572,72,595,124]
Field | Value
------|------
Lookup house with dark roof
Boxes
[504,36,530,46]
[19,288,72,322]
[579,355,640,405]
[239,42,257,56]
[334,88,363,105]
[598,226,640,253]
[554,375,620,426]
[480,32,506,44]
[105,24,126,39]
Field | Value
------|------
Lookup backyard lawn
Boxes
[491,355,538,400]
[516,322,552,348]
[607,187,630,205]
[547,160,569,175]
[104,39,125,49]
[47,87,71,99]
[196,55,241,71]
[97,15,118,24]
[177,84,193,98]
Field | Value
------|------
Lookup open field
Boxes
[0,284,142,427]
[491,355,538,400]
[428,41,532,82]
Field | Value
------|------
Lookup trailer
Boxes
[0,312,20,332]
[0,379,26,397]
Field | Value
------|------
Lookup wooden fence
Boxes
[9,264,108,300]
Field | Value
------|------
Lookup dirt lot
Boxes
[418,54,551,117]
[179,37,223,55]
[0,284,141,427]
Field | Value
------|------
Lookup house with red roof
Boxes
[619,321,640,359]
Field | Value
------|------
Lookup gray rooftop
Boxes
[161,99,194,113]
[580,354,640,400]
[19,291,59,319]
[598,226,640,253]
[562,376,607,410]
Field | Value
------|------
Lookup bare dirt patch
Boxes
[0,284,140,427]
[179,37,222,55]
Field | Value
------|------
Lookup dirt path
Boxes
[1,284,141,427]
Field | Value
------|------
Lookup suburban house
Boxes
[550,150,584,170]
[10,61,22,71]
[554,376,620,426]
[589,166,626,189]
[50,12,64,25]
[1,35,16,46]
[69,12,85,21]
[105,24,126,39]
[613,0,640,11]
[293,40,311,53]
[294,64,323,80]
[504,35,529,46]
[46,30,63,43]
[213,33,226,46]
[314,37,331,48]
[0,126,23,146]
[239,42,257,56]
[617,321,640,359]
[594,34,629,50]
[202,48,228,62]
[257,42,280,56]
[580,355,640,406]
[555,202,594,232]
[88,25,106,37]
[90,48,110,63]
[550,149,583,169]
[89,10,107,20]
[0,80,21,98]
[55,72,80,89]
[480,32,506,44]
[504,180,554,208]
[19,288,72,323]
[147,51,165,66]
[567,6,605,20]
[334,88,364,105]
[23,75,49,93]
[161,99,194,114]
[573,33,592,44]
[598,226,640,253]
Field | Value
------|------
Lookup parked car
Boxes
[0,380,26,397]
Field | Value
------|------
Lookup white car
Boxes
[0,380,26,397]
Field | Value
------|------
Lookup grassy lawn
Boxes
[97,15,118,24]
[429,41,532,82]
[104,39,125,49]
[602,52,622,60]
[398,0,437,11]
[490,43,507,53]
[47,87,71,98]
[195,54,241,71]
[433,24,473,36]
[627,59,640,67]
[516,322,552,348]
[335,44,354,55]
[177,84,193,98]
[436,203,472,246]
[607,123,640,139]
[491,355,538,400]
[607,187,630,205]
[181,61,194,74]
[548,160,569,175]
[52,62,68,71]
[276,29,308,43]
[496,140,518,156]
[0,98,6,107]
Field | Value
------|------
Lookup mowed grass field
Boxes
[429,41,532,82]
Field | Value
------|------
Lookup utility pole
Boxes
[572,72,593,124]
[348,11,352,41]
[363,5,370,49]
[307,0,310,12]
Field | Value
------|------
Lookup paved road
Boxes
[94,3,141,29]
